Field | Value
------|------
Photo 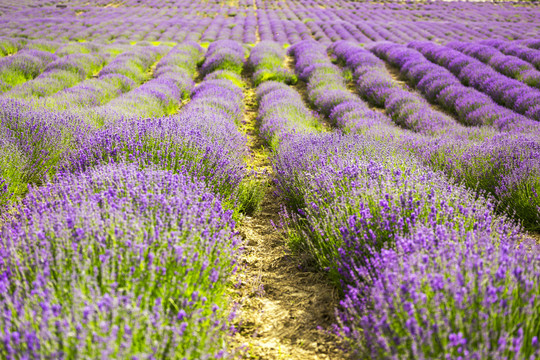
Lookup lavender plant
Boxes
[1,164,241,359]
[336,224,540,359]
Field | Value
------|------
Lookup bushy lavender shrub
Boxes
[0,164,241,359]
[336,224,539,359]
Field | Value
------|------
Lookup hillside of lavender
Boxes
[1,0,540,359]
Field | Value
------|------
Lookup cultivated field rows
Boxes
[0,0,538,45]
[1,1,540,358]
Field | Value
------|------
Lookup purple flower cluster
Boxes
[337,224,540,359]
[1,164,240,359]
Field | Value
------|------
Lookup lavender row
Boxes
[337,221,540,359]
[86,42,203,124]
[448,41,540,89]
[200,40,246,77]
[408,41,540,122]
[288,40,392,134]
[248,41,296,86]
[0,49,58,93]
[4,52,107,99]
[521,39,540,50]
[0,99,91,206]
[0,40,257,358]
[371,42,540,134]
[270,130,535,356]
[277,41,540,356]
[482,39,540,71]
[42,45,166,110]
[4,42,132,100]
[0,37,24,56]
[330,41,459,136]
[0,40,108,94]
[256,81,321,149]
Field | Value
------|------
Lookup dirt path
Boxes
[252,0,261,43]
[229,65,345,360]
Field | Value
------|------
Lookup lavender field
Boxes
[0,0,540,359]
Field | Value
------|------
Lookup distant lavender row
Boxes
[483,39,540,70]
[5,52,107,99]
[87,42,203,124]
[4,42,136,100]
[288,40,391,134]
[372,42,540,134]
[248,41,296,86]
[0,37,24,56]
[42,44,165,110]
[0,49,58,93]
[408,41,540,122]
[0,40,116,94]
[0,0,537,44]
[200,40,246,76]
[330,41,459,136]
[448,41,540,89]
[251,41,320,148]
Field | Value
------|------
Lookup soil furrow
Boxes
[229,64,344,360]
